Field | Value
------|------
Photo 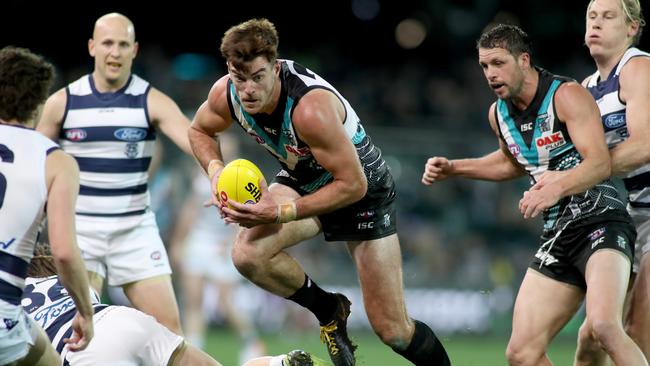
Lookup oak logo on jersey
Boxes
[65,129,87,141]
[536,131,566,150]
[114,128,147,142]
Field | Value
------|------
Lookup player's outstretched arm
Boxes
[45,149,94,351]
[424,103,525,184]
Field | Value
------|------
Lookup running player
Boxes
[422,24,647,365]
[189,18,450,366]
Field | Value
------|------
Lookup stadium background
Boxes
[6,1,650,364]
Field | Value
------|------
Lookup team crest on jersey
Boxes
[536,131,566,150]
[65,129,87,141]
[536,113,551,132]
[604,113,625,129]
[124,142,139,158]
[508,144,521,157]
[114,128,147,142]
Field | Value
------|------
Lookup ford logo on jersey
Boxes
[604,113,625,130]
[114,128,147,141]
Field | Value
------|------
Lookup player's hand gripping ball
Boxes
[217,159,265,207]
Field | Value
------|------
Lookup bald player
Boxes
[37,12,192,334]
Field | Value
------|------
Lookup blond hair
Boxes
[589,0,645,45]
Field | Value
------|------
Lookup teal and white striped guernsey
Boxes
[495,68,625,234]
[227,59,388,194]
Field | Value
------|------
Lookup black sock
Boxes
[286,274,338,324]
[392,320,451,366]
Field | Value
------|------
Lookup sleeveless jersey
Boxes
[227,59,389,194]
[22,276,104,353]
[586,47,650,208]
[60,74,156,216]
[495,68,626,234]
[0,125,58,306]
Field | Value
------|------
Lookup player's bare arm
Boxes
[289,88,367,218]
[45,150,94,351]
[189,76,233,174]
[148,87,193,155]
[36,88,67,140]
[520,82,611,218]
[550,82,611,195]
[610,56,650,175]
[428,103,525,183]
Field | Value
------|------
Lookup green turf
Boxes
[204,328,576,366]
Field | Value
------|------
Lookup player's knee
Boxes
[589,318,623,351]
[505,339,543,366]
[231,241,265,278]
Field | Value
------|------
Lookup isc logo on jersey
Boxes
[536,131,566,151]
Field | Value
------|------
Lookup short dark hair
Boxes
[0,46,55,123]
[476,24,533,60]
[220,18,279,72]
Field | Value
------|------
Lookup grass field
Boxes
[204,328,577,366]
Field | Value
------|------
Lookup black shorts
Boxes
[530,210,636,290]
[274,172,398,242]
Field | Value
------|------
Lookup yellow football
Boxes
[216,159,265,206]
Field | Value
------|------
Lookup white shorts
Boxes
[182,228,240,283]
[629,205,650,273]
[76,211,172,286]
[62,306,183,366]
[0,305,38,365]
